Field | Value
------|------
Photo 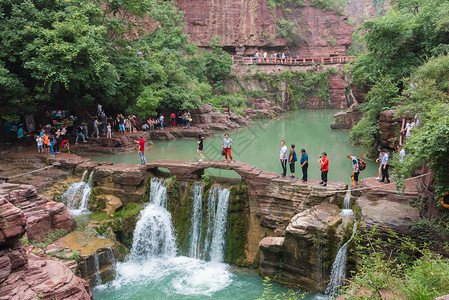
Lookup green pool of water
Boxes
[89,110,378,184]
[92,258,325,300]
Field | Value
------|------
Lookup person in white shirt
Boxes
[280,140,288,177]
[397,145,406,162]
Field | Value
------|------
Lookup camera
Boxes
[319,156,322,158]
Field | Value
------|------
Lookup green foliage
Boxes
[32,229,68,250]
[257,277,307,300]
[349,77,399,153]
[310,0,346,12]
[0,0,233,120]
[351,0,449,86]
[342,226,449,299]
[251,68,337,108]
[69,250,81,262]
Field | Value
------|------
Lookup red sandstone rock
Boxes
[379,109,401,149]
[175,0,353,58]
[0,184,75,243]
[331,103,363,129]
[0,198,26,245]
[0,251,93,300]
[0,187,92,299]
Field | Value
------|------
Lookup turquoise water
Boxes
[89,110,377,184]
[92,258,325,299]
[90,110,368,299]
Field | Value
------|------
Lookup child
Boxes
[42,133,49,154]
[36,135,43,154]
[107,123,112,138]
[61,139,70,154]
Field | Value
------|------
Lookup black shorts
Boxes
[289,163,295,173]
[353,172,359,182]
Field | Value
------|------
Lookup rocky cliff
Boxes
[175,0,353,57]
[0,184,92,300]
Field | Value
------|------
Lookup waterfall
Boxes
[188,182,203,259]
[106,247,116,269]
[340,190,353,216]
[209,188,230,263]
[130,178,177,261]
[187,186,230,262]
[203,187,218,259]
[94,251,102,285]
[62,170,94,215]
[325,221,358,299]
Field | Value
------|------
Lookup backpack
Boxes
[293,153,297,162]
[357,157,366,171]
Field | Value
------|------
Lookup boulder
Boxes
[102,195,123,214]
[0,184,92,299]
[331,103,363,130]
[259,203,355,292]
[0,197,26,245]
[0,184,75,243]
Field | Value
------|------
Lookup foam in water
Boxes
[188,182,203,259]
[130,178,176,260]
[97,179,234,297]
[340,190,353,216]
[62,170,94,215]
[325,220,358,298]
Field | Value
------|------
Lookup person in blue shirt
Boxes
[379,149,390,183]
[4,121,12,144]
[17,125,25,141]
[300,148,308,182]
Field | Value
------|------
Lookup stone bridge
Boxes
[146,159,347,229]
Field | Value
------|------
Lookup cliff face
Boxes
[175,0,353,57]
[344,0,389,27]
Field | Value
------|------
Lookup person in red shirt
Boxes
[136,136,146,165]
[318,152,329,187]
[170,113,176,127]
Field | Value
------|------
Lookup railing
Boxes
[234,56,356,65]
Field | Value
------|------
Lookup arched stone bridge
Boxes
[146,159,347,229]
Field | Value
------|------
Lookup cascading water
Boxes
[187,185,231,262]
[188,182,203,259]
[62,170,94,215]
[209,188,230,263]
[203,187,218,260]
[94,251,102,285]
[325,221,358,299]
[130,178,177,260]
[340,190,353,216]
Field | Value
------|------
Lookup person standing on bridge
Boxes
[318,152,328,187]
[300,148,308,182]
[222,133,233,163]
[379,149,390,184]
[280,140,288,178]
[197,134,204,162]
[136,136,147,165]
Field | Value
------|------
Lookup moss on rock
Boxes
[225,183,249,265]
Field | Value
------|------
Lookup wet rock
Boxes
[54,230,126,288]
[259,203,354,293]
